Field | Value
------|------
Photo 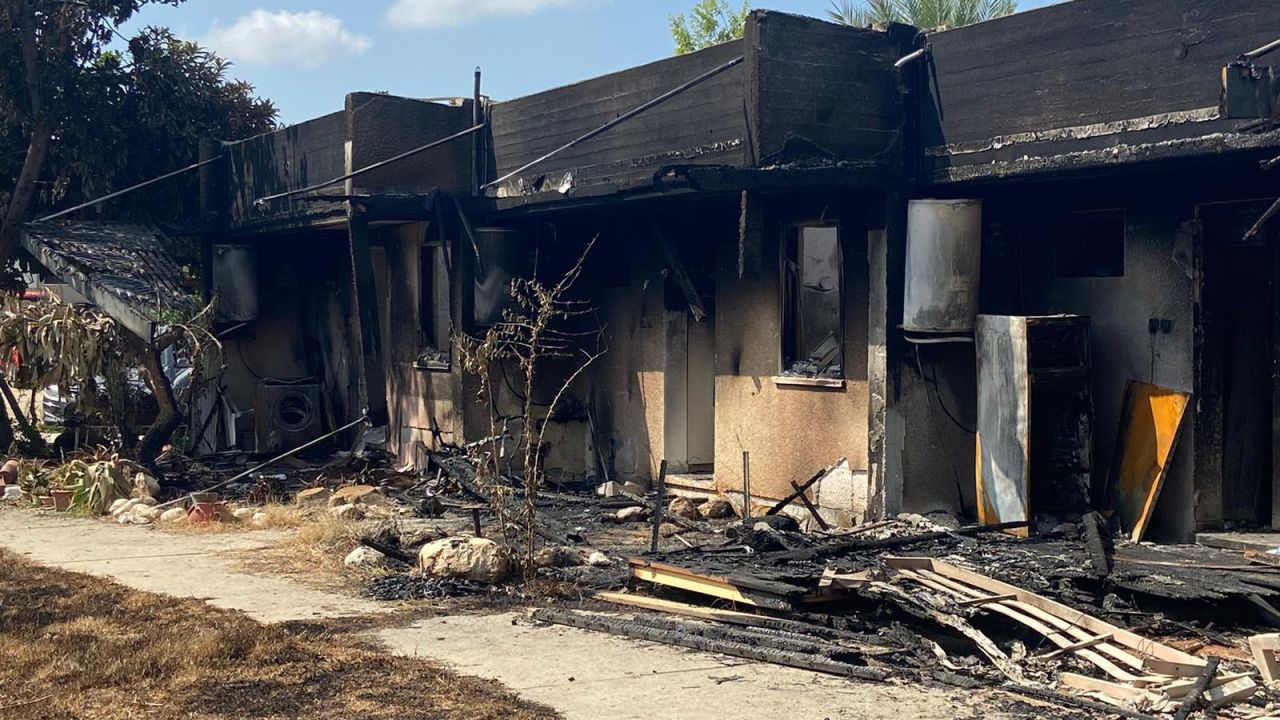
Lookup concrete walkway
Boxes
[0,508,1021,720]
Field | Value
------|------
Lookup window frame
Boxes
[778,222,845,380]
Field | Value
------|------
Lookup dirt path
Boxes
[0,508,1039,720]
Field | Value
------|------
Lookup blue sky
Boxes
[123,0,1061,126]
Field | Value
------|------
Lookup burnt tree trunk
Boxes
[138,343,181,472]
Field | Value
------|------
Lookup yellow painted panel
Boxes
[1109,381,1191,542]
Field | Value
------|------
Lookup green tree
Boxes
[670,0,749,55]
[0,1,276,267]
[827,0,1016,29]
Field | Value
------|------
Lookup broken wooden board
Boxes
[1105,381,1191,542]
[884,556,1204,668]
[627,558,830,610]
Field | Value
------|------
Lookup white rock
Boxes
[134,472,160,496]
[699,498,735,519]
[108,499,131,516]
[586,550,612,567]
[136,495,158,507]
[668,497,701,520]
[329,503,366,521]
[251,512,269,526]
[615,506,650,523]
[344,546,392,569]
[133,505,162,521]
[232,508,256,521]
[2,486,19,500]
[418,536,510,583]
[159,507,188,523]
[535,545,584,568]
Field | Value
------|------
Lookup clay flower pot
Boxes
[50,489,73,512]
[0,459,17,486]
[37,496,55,509]
[19,490,31,505]
[187,502,222,524]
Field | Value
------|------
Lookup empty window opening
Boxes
[1057,209,1125,278]
[781,225,843,378]
[417,229,451,370]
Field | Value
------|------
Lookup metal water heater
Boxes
[903,199,983,334]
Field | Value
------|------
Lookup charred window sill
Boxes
[772,375,845,389]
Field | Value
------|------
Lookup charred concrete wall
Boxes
[893,179,1201,539]
[219,230,363,446]
[923,0,1280,183]
[226,112,348,234]
[589,229,669,483]
[713,195,871,520]
[347,94,474,195]
[371,223,463,467]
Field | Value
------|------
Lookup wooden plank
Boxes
[595,591,764,623]
[895,567,1148,682]
[1203,676,1259,707]
[1059,672,1158,704]
[886,557,1204,666]
[956,593,1017,607]
[627,559,799,610]
[1106,381,1192,542]
[1039,633,1112,661]
[1159,672,1251,698]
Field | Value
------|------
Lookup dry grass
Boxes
[0,549,558,720]
[239,512,375,587]
[158,503,308,535]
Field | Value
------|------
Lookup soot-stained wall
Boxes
[220,230,363,444]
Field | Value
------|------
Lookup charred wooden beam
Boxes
[650,220,707,323]
[763,521,1029,564]
[530,608,887,682]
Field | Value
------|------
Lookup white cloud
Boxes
[386,0,593,29]
[202,10,372,69]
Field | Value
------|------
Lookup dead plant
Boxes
[455,237,605,579]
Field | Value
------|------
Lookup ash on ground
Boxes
[364,574,491,601]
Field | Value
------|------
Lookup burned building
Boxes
[195,0,1280,541]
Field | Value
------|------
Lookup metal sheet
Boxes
[976,315,1030,534]
[1107,381,1191,542]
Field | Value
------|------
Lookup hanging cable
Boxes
[33,156,222,224]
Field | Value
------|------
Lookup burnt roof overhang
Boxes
[18,221,197,341]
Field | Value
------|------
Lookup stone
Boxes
[418,536,510,583]
[329,503,366,521]
[615,506,650,523]
[232,508,256,521]
[586,550,612,567]
[251,512,269,526]
[135,495,158,507]
[295,487,331,507]
[328,485,387,507]
[668,497,702,520]
[344,546,393,569]
[134,472,161,498]
[133,504,162,521]
[535,545,584,569]
[108,498,132,516]
[700,498,735,519]
[159,507,188,523]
